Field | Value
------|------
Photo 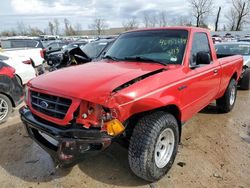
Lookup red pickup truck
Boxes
[20,27,243,182]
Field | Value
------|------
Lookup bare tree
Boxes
[159,11,168,27]
[89,18,108,35]
[122,17,139,31]
[142,12,150,28]
[75,23,82,35]
[215,7,221,31]
[64,18,70,35]
[188,0,213,27]
[223,24,227,31]
[149,14,158,27]
[172,15,192,26]
[232,0,250,31]
[226,8,237,30]
[142,12,158,28]
[17,22,28,35]
[0,30,17,37]
[48,21,54,35]
[28,26,44,36]
[68,26,76,36]
[54,18,60,35]
[63,18,76,36]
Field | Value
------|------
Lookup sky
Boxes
[0,0,233,33]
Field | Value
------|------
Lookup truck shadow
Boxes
[0,122,148,186]
[78,143,148,186]
[0,122,72,183]
[199,104,220,114]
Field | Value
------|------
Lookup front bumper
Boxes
[19,106,112,166]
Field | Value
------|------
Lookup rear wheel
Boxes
[216,79,237,113]
[128,111,179,182]
[239,68,250,90]
[0,94,12,124]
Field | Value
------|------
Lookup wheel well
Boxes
[159,105,182,142]
[16,74,23,86]
[124,105,182,142]
[0,92,14,107]
[232,72,237,81]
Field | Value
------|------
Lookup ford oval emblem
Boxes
[40,101,49,108]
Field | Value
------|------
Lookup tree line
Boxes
[1,0,249,37]
[189,0,250,31]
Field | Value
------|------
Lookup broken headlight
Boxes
[76,101,124,136]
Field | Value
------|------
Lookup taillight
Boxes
[4,66,15,78]
[40,49,45,58]
[0,62,15,77]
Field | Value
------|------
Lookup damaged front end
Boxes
[20,89,125,166]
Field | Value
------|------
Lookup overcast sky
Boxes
[0,0,232,32]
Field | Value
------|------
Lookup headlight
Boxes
[79,102,118,123]
[76,101,123,135]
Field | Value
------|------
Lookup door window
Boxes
[190,33,211,66]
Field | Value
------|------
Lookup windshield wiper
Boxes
[103,55,120,61]
[123,56,166,66]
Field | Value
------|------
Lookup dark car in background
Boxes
[46,41,88,66]
[238,38,250,42]
[215,42,250,89]
[66,40,88,49]
[47,39,115,70]
[44,41,69,55]
[0,61,23,123]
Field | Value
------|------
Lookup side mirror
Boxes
[196,51,211,65]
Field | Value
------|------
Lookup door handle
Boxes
[213,69,218,74]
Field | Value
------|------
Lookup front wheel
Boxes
[216,78,237,113]
[128,111,179,182]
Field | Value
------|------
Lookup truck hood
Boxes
[29,61,166,105]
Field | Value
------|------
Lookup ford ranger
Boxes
[20,27,243,182]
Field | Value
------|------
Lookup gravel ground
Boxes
[0,90,249,188]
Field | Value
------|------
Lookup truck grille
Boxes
[30,91,72,119]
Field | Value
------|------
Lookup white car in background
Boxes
[0,38,45,67]
[0,52,36,85]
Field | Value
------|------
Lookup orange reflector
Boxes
[106,119,125,136]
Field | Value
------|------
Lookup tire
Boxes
[0,94,12,124]
[216,79,237,113]
[239,68,250,90]
[128,111,179,182]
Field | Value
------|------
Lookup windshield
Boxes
[215,43,250,55]
[80,41,108,59]
[105,30,188,65]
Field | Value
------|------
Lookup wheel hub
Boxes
[0,98,8,121]
[230,85,236,106]
[154,128,175,168]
